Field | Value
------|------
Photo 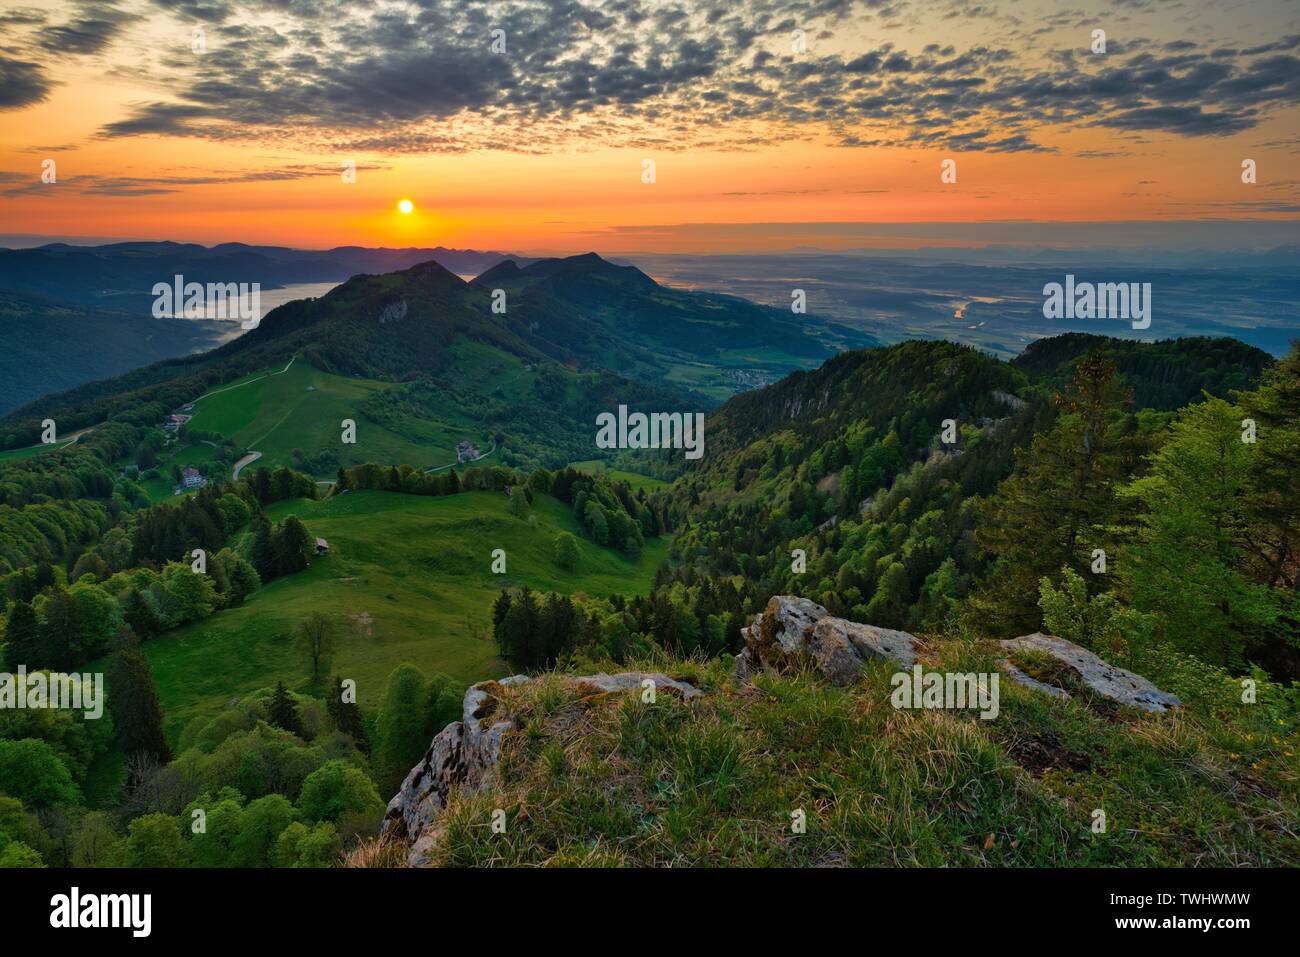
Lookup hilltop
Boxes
[373,597,1299,867]
[473,253,878,399]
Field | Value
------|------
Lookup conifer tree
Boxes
[267,680,304,737]
[325,675,369,754]
[972,351,1137,633]
[1239,345,1300,591]
[2,600,39,670]
[36,588,82,671]
[109,645,171,769]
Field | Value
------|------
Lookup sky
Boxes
[1,0,1298,254]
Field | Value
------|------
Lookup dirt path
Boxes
[193,354,298,405]
[3,425,97,455]
[209,355,301,481]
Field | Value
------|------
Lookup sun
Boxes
[397,198,414,215]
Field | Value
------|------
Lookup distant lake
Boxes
[197,281,340,345]
[255,281,341,318]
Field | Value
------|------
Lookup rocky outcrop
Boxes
[734,595,921,686]
[382,671,701,866]
[733,597,1180,713]
[999,633,1182,713]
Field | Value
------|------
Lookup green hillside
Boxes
[186,359,436,474]
[0,256,698,467]
[132,489,669,741]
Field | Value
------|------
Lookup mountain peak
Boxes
[472,251,656,289]
[393,257,468,286]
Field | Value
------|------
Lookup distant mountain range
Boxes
[0,241,533,314]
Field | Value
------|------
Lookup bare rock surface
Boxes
[734,595,921,686]
[382,671,701,865]
[1000,632,1182,713]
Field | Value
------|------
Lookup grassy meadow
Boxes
[134,489,669,743]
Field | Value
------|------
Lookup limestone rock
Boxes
[382,671,702,865]
[734,595,921,686]
[754,595,830,653]
[1000,633,1181,713]
[569,671,703,700]
[816,618,920,672]
[999,661,1071,700]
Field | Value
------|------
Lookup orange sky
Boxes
[2,0,1297,253]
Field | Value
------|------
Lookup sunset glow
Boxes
[0,1,1297,253]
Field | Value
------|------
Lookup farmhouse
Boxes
[181,467,205,489]
[315,538,330,555]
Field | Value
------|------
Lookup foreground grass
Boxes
[426,649,1300,867]
[138,489,668,743]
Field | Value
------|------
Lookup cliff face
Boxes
[379,598,1194,867]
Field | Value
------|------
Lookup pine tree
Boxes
[109,646,171,769]
[1239,345,1300,590]
[972,351,1137,633]
[491,590,514,658]
[325,676,369,753]
[251,515,274,581]
[2,601,39,670]
[1120,396,1286,667]
[535,595,559,667]
[500,587,540,669]
[266,680,304,737]
[36,588,82,671]
[651,592,679,650]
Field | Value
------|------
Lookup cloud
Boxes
[8,0,1300,155]
[0,55,51,108]
[37,2,139,55]
[0,164,386,199]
